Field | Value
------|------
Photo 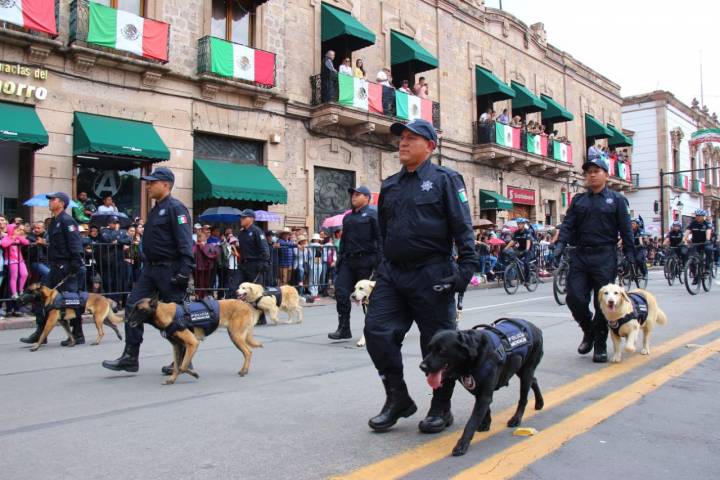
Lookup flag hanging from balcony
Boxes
[607,157,616,176]
[368,83,383,114]
[395,91,432,122]
[693,179,706,194]
[207,37,275,86]
[561,191,571,208]
[338,74,369,110]
[526,134,547,156]
[87,2,170,62]
[617,162,626,179]
[553,141,572,164]
[0,0,57,36]
[495,123,520,148]
[676,174,689,189]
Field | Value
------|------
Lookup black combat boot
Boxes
[20,314,47,345]
[418,381,455,434]
[328,315,351,340]
[61,317,85,346]
[102,344,140,372]
[577,329,594,355]
[592,339,608,363]
[368,374,417,432]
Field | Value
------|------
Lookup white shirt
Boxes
[339,64,353,75]
[376,70,387,82]
[97,205,118,214]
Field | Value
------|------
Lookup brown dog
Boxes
[22,283,123,351]
[127,297,262,385]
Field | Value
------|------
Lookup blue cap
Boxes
[348,186,371,197]
[240,209,255,218]
[141,167,175,183]
[108,215,120,224]
[46,192,70,208]
[672,220,682,227]
[694,209,706,216]
[515,217,528,224]
[390,118,438,143]
[582,157,609,173]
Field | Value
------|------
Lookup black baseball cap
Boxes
[240,209,256,218]
[141,166,175,183]
[348,186,371,197]
[108,215,120,224]
[390,118,438,143]
[46,192,70,208]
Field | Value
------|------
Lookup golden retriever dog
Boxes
[236,282,303,325]
[598,283,668,363]
[127,297,262,385]
[351,279,375,347]
[20,283,123,351]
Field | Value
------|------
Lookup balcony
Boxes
[0,0,62,63]
[308,73,440,137]
[471,121,573,179]
[692,179,706,195]
[672,173,690,191]
[68,0,170,85]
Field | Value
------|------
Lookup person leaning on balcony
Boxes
[339,57,353,75]
[479,107,492,124]
[321,50,338,102]
[413,77,428,98]
[587,142,602,161]
[354,59,366,79]
[497,108,509,125]
[399,80,413,94]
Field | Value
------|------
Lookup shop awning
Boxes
[607,123,633,147]
[0,102,48,150]
[193,159,288,204]
[584,114,612,140]
[321,3,375,52]
[540,94,573,123]
[73,112,170,161]
[390,30,438,74]
[510,81,547,115]
[475,66,515,102]
[479,189,512,211]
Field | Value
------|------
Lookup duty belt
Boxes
[575,244,615,253]
[148,260,173,267]
[345,251,377,258]
[390,254,449,270]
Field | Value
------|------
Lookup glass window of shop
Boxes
[211,0,255,46]
[93,0,145,15]
[75,158,144,220]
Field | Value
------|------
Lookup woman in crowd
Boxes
[2,224,30,315]
[339,57,353,75]
[193,230,219,299]
[354,59,366,79]
[293,235,311,295]
[0,216,6,317]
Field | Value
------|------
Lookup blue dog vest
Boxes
[608,293,648,335]
[163,298,220,338]
[47,292,89,312]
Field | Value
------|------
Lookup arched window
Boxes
[211,0,255,46]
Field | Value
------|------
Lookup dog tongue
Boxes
[426,370,444,389]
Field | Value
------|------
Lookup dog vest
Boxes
[163,298,220,338]
[47,291,89,312]
[252,287,282,308]
[608,293,648,335]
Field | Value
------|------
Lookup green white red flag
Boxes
[0,0,57,36]
[208,36,275,86]
[496,123,520,148]
[396,91,432,122]
[553,141,572,164]
[338,74,369,110]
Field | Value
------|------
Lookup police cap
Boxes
[240,209,256,219]
[46,192,70,208]
[348,185,371,198]
[141,167,175,183]
[581,157,609,173]
[390,118,438,143]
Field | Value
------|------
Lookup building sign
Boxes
[507,186,535,205]
[0,62,48,102]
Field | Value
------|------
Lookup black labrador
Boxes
[419,318,544,456]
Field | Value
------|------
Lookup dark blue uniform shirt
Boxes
[558,186,634,253]
[339,205,382,257]
[686,220,711,245]
[667,229,683,247]
[512,229,531,252]
[48,211,83,264]
[141,194,194,275]
[632,228,643,248]
[237,223,270,263]
[377,159,476,270]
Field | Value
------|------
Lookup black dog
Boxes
[419,318,544,456]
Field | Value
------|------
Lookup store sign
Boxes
[507,186,535,205]
[0,62,49,102]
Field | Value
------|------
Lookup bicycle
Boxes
[663,247,685,286]
[617,252,648,290]
[684,245,713,295]
[552,246,574,306]
[503,250,539,295]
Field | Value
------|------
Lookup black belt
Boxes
[241,258,264,264]
[148,260,173,267]
[575,244,615,253]
[389,254,449,270]
[345,251,377,258]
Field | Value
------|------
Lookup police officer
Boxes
[663,220,687,264]
[684,209,713,277]
[100,216,131,301]
[364,119,477,434]
[555,157,634,363]
[329,185,382,340]
[630,219,648,277]
[504,217,533,283]
[236,209,271,287]
[21,192,84,345]
[102,167,194,373]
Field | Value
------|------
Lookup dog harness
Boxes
[46,291,89,313]
[251,287,282,309]
[163,298,220,338]
[608,293,648,335]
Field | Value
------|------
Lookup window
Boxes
[75,162,143,219]
[194,133,263,165]
[211,0,255,46]
[93,0,145,15]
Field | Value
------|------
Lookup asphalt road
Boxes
[0,271,718,480]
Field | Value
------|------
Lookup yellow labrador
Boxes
[598,284,668,363]
[236,282,303,324]
[351,279,376,347]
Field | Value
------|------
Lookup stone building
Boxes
[623,91,720,237]
[0,0,633,230]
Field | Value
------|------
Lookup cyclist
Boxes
[663,220,687,265]
[684,209,713,283]
[504,217,533,284]
[629,219,648,277]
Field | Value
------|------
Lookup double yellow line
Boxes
[333,321,720,480]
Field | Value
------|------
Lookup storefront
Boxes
[479,189,512,224]
[507,186,536,221]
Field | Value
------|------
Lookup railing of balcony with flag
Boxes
[473,121,573,165]
[197,36,276,88]
[632,174,639,188]
[0,0,59,38]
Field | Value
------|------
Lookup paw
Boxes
[452,442,469,457]
[238,370,248,377]
[357,340,366,347]
[92,341,100,346]
[29,344,40,352]
[640,348,649,355]
[477,421,491,432]
[186,370,200,379]
[162,379,176,385]
[611,354,622,363]
[507,416,521,428]
[624,344,636,353]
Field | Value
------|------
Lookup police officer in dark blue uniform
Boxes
[364,119,477,434]
[102,167,194,372]
[684,209,713,276]
[663,220,687,264]
[504,217,533,283]
[556,157,634,363]
[236,209,271,287]
[21,192,85,345]
[630,219,648,276]
[329,185,382,340]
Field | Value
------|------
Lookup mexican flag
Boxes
[617,161,626,179]
[694,179,706,194]
[368,82,383,114]
[607,157,616,176]
[625,163,632,182]
[87,2,170,62]
[396,91,432,122]
[527,134,547,156]
[207,37,275,86]
[495,123,520,148]
[676,174,689,189]
[561,191,572,208]
[553,141,572,164]
[690,128,720,146]
[338,74,369,110]
[0,0,57,36]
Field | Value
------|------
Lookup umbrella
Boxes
[488,238,506,245]
[198,206,243,223]
[473,219,495,229]
[24,193,80,209]
[89,212,132,228]
[504,220,518,229]
[321,212,347,229]
[254,210,283,222]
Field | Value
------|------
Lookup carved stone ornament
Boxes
[502,19,510,38]
[530,22,547,46]
[27,44,52,64]
[141,70,162,88]
[669,127,684,150]
[71,51,96,73]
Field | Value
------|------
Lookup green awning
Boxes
[510,81,547,115]
[584,114,612,140]
[321,3,375,51]
[607,123,633,147]
[193,159,287,204]
[479,189,512,211]
[540,94,573,123]
[73,112,170,161]
[475,66,515,102]
[390,30,438,74]
[0,102,48,149]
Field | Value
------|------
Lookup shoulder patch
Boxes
[458,188,468,203]
[67,225,77,232]
[177,215,188,225]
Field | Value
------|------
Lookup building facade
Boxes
[0,0,632,230]
[623,91,720,237]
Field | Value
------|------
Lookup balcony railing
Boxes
[692,179,706,194]
[310,73,441,129]
[674,173,690,190]
[197,36,276,88]
[632,174,640,188]
[472,121,574,166]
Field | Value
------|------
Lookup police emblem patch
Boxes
[606,198,614,204]
[461,375,476,392]
[421,180,434,192]
[458,188,468,202]
[177,215,188,224]
[159,209,166,216]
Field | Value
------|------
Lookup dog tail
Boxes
[655,308,668,326]
[105,308,125,325]
[246,331,263,349]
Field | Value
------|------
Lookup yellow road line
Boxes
[452,337,720,479]
[332,321,720,480]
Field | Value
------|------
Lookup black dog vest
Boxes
[608,293,648,335]
[252,287,282,308]
[163,298,220,338]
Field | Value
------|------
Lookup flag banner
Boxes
[338,73,368,110]
[553,140,571,163]
[693,179,706,194]
[0,0,56,35]
[561,191,572,207]
[207,36,275,86]
[625,163,632,182]
[420,98,433,123]
[395,91,423,121]
[87,2,169,62]
[675,174,689,189]
[496,123,521,148]
[690,128,720,146]
[608,157,616,176]
[368,82,383,114]
[617,161,626,178]
[527,133,542,155]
